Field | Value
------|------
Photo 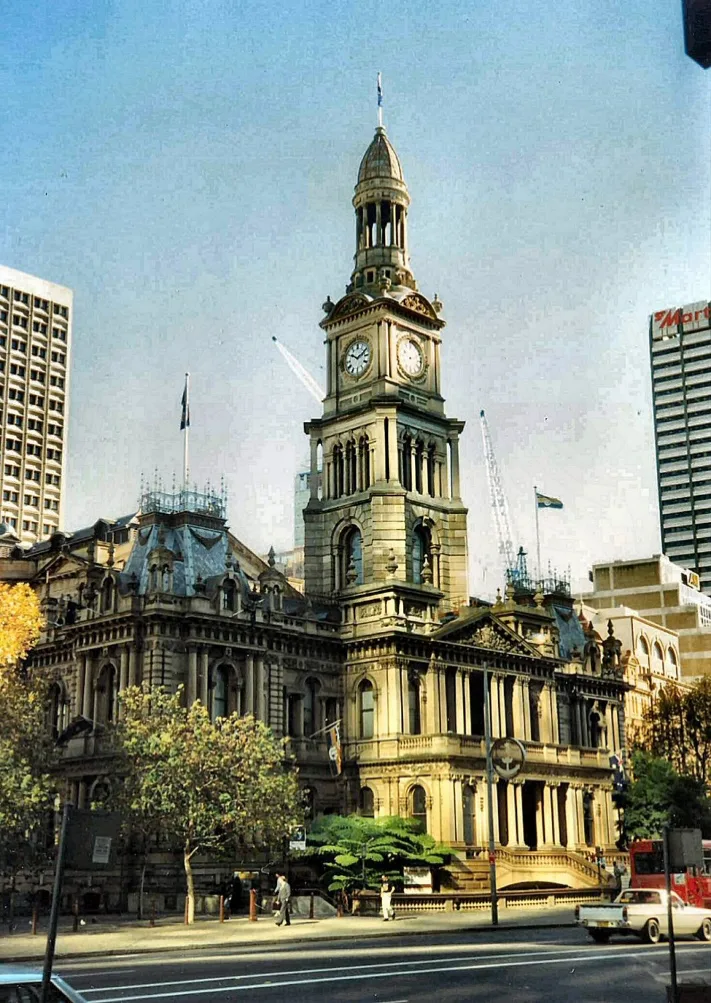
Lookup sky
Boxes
[1,0,710,598]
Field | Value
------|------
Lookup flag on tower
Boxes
[377,72,383,108]
[536,492,563,510]
[180,374,190,430]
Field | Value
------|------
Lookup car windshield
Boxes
[618,890,661,904]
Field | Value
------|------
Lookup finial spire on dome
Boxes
[377,71,383,129]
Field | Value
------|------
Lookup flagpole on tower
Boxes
[181,373,190,488]
[377,72,383,128]
[534,485,541,580]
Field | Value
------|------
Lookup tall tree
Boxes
[111,686,303,923]
[641,678,711,786]
[0,582,44,667]
[623,751,711,841]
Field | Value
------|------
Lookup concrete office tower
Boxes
[650,300,711,594]
[0,265,72,545]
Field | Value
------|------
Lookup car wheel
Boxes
[589,929,611,944]
[697,918,711,942]
[645,918,661,944]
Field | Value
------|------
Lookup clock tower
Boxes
[303,123,468,616]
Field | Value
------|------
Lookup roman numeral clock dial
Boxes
[344,339,371,377]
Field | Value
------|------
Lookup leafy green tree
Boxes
[296,813,450,900]
[0,585,56,892]
[111,686,303,923]
[641,678,711,786]
[623,751,711,841]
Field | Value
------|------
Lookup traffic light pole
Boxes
[483,663,498,926]
[41,802,72,1003]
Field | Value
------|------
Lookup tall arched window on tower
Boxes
[340,526,363,588]
[358,435,370,490]
[415,439,424,493]
[303,677,319,738]
[427,443,436,496]
[408,674,421,735]
[96,664,118,725]
[359,680,374,739]
[100,578,114,614]
[411,785,427,832]
[401,433,412,490]
[332,444,344,498]
[359,786,375,817]
[412,523,432,585]
[345,439,357,495]
[48,682,69,739]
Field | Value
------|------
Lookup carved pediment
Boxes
[330,293,370,320]
[400,293,438,320]
[434,611,539,657]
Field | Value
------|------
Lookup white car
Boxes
[0,967,88,1002]
[576,888,711,944]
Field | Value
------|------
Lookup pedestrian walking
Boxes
[380,875,395,922]
[274,873,291,927]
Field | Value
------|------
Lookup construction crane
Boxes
[479,409,527,587]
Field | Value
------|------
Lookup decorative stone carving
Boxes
[357,601,382,620]
[401,293,437,319]
[330,293,369,320]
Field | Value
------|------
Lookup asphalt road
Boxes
[55,928,711,1003]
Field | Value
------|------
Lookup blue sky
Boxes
[1,0,709,596]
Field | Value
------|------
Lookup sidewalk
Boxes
[0,906,575,963]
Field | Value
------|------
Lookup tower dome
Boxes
[350,127,415,295]
[357,127,405,184]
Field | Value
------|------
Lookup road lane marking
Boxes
[82,946,710,1001]
[75,943,660,994]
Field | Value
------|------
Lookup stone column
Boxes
[540,685,552,743]
[244,653,254,715]
[506,782,517,848]
[439,670,448,732]
[512,677,525,739]
[576,787,587,847]
[200,649,209,708]
[489,674,501,739]
[455,670,466,734]
[75,654,86,718]
[565,785,578,849]
[521,678,531,741]
[449,435,461,498]
[425,666,438,734]
[463,672,472,735]
[82,657,93,719]
[513,780,525,847]
[256,656,266,721]
[119,647,129,695]
[128,647,137,687]
[549,688,559,745]
[187,648,198,706]
[309,438,319,498]
[387,419,399,484]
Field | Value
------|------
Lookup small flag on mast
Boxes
[377,72,383,108]
[536,492,563,510]
[180,374,190,430]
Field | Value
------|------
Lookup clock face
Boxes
[398,337,424,377]
[344,339,371,377]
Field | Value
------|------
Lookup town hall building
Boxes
[1,122,627,903]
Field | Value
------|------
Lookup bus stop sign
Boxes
[668,828,703,871]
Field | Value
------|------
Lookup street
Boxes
[55,927,711,1002]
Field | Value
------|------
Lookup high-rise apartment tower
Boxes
[0,265,72,545]
[650,299,711,593]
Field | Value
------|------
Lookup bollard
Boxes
[184,897,189,925]
[249,888,257,922]
[309,893,314,920]
[72,896,79,933]
[32,903,38,936]
[150,901,156,928]
[219,895,225,923]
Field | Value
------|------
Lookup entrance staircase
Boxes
[446,848,613,892]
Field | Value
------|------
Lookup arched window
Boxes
[463,784,476,845]
[666,646,678,676]
[333,444,344,498]
[412,524,431,585]
[637,635,649,661]
[411,785,427,832]
[408,675,421,735]
[149,565,158,591]
[415,439,424,494]
[358,435,370,491]
[583,791,595,846]
[222,580,237,612]
[213,665,229,720]
[97,664,118,724]
[100,578,114,614]
[48,682,69,738]
[340,526,363,588]
[652,641,664,668]
[345,439,357,495]
[359,786,375,817]
[303,677,319,737]
[427,444,436,496]
[359,680,374,739]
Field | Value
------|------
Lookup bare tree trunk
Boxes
[184,844,195,925]
[138,857,147,920]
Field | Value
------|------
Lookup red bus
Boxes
[629,838,711,908]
